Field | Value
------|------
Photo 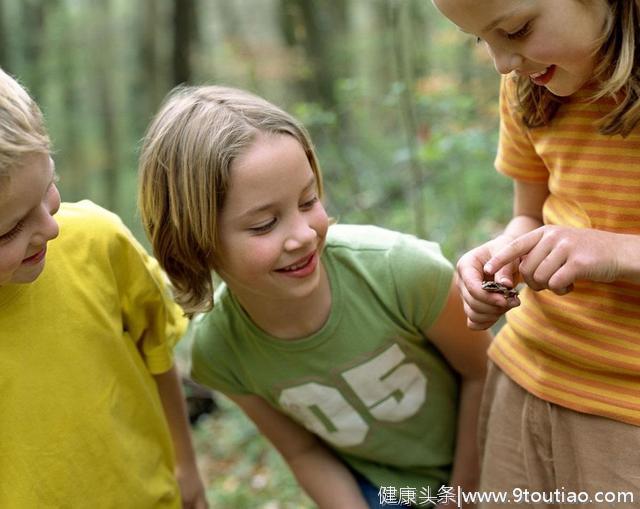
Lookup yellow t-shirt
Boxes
[0,201,187,508]
[491,76,640,426]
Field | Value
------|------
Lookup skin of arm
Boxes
[154,365,209,509]
[424,277,493,508]
[227,393,369,509]
[457,180,548,329]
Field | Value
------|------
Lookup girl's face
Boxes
[215,133,329,307]
[0,152,60,286]
[432,0,610,96]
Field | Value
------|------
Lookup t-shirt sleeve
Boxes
[389,234,454,332]
[107,214,187,375]
[495,76,549,182]
[189,314,252,395]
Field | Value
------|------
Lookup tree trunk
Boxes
[133,0,166,135]
[295,0,335,107]
[173,0,195,85]
[95,0,119,211]
[388,0,427,238]
[21,0,45,100]
[0,0,9,70]
[54,0,86,201]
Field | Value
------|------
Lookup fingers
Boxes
[522,249,571,293]
[461,291,520,330]
[457,260,520,330]
[511,229,574,294]
[484,229,543,277]
[493,258,520,288]
[518,240,557,290]
[547,267,575,295]
[488,227,578,295]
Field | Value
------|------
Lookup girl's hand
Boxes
[456,235,521,330]
[484,226,623,294]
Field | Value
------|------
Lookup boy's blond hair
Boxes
[138,85,324,316]
[515,0,640,136]
[0,68,50,177]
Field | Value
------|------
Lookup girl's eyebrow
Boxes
[239,175,317,219]
[482,7,525,33]
[300,176,316,193]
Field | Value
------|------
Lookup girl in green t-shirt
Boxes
[138,85,491,509]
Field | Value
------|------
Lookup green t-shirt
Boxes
[191,224,456,492]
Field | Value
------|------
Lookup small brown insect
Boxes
[481,280,519,299]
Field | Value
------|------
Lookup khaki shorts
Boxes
[478,361,640,509]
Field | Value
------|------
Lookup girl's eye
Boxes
[475,36,482,45]
[0,220,24,242]
[249,218,277,234]
[300,196,318,210]
[506,22,531,40]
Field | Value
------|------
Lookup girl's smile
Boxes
[526,64,555,86]
[275,251,319,277]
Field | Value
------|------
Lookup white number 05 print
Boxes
[278,344,427,447]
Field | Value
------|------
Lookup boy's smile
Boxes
[21,247,48,265]
[0,153,60,285]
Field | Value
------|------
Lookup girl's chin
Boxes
[542,72,594,97]
[544,83,583,97]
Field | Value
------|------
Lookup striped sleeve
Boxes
[495,76,549,182]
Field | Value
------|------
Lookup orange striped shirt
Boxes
[490,76,640,426]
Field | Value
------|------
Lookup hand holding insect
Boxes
[483,225,634,294]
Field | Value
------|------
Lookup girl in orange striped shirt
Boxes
[433,1,640,506]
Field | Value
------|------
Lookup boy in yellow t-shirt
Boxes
[0,68,207,508]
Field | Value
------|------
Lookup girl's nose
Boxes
[284,214,316,252]
[489,45,523,75]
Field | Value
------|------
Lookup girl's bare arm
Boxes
[228,393,369,509]
[424,278,493,507]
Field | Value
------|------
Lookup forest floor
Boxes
[192,393,315,509]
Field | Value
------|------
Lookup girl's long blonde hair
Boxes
[515,0,640,136]
[138,85,324,316]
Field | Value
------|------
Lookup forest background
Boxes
[2,0,512,507]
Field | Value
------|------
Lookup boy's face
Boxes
[432,0,609,97]
[0,153,60,286]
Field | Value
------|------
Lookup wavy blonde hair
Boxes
[138,85,324,316]
[515,0,640,136]
[0,68,50,181]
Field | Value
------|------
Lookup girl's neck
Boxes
[234,263,332,341]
